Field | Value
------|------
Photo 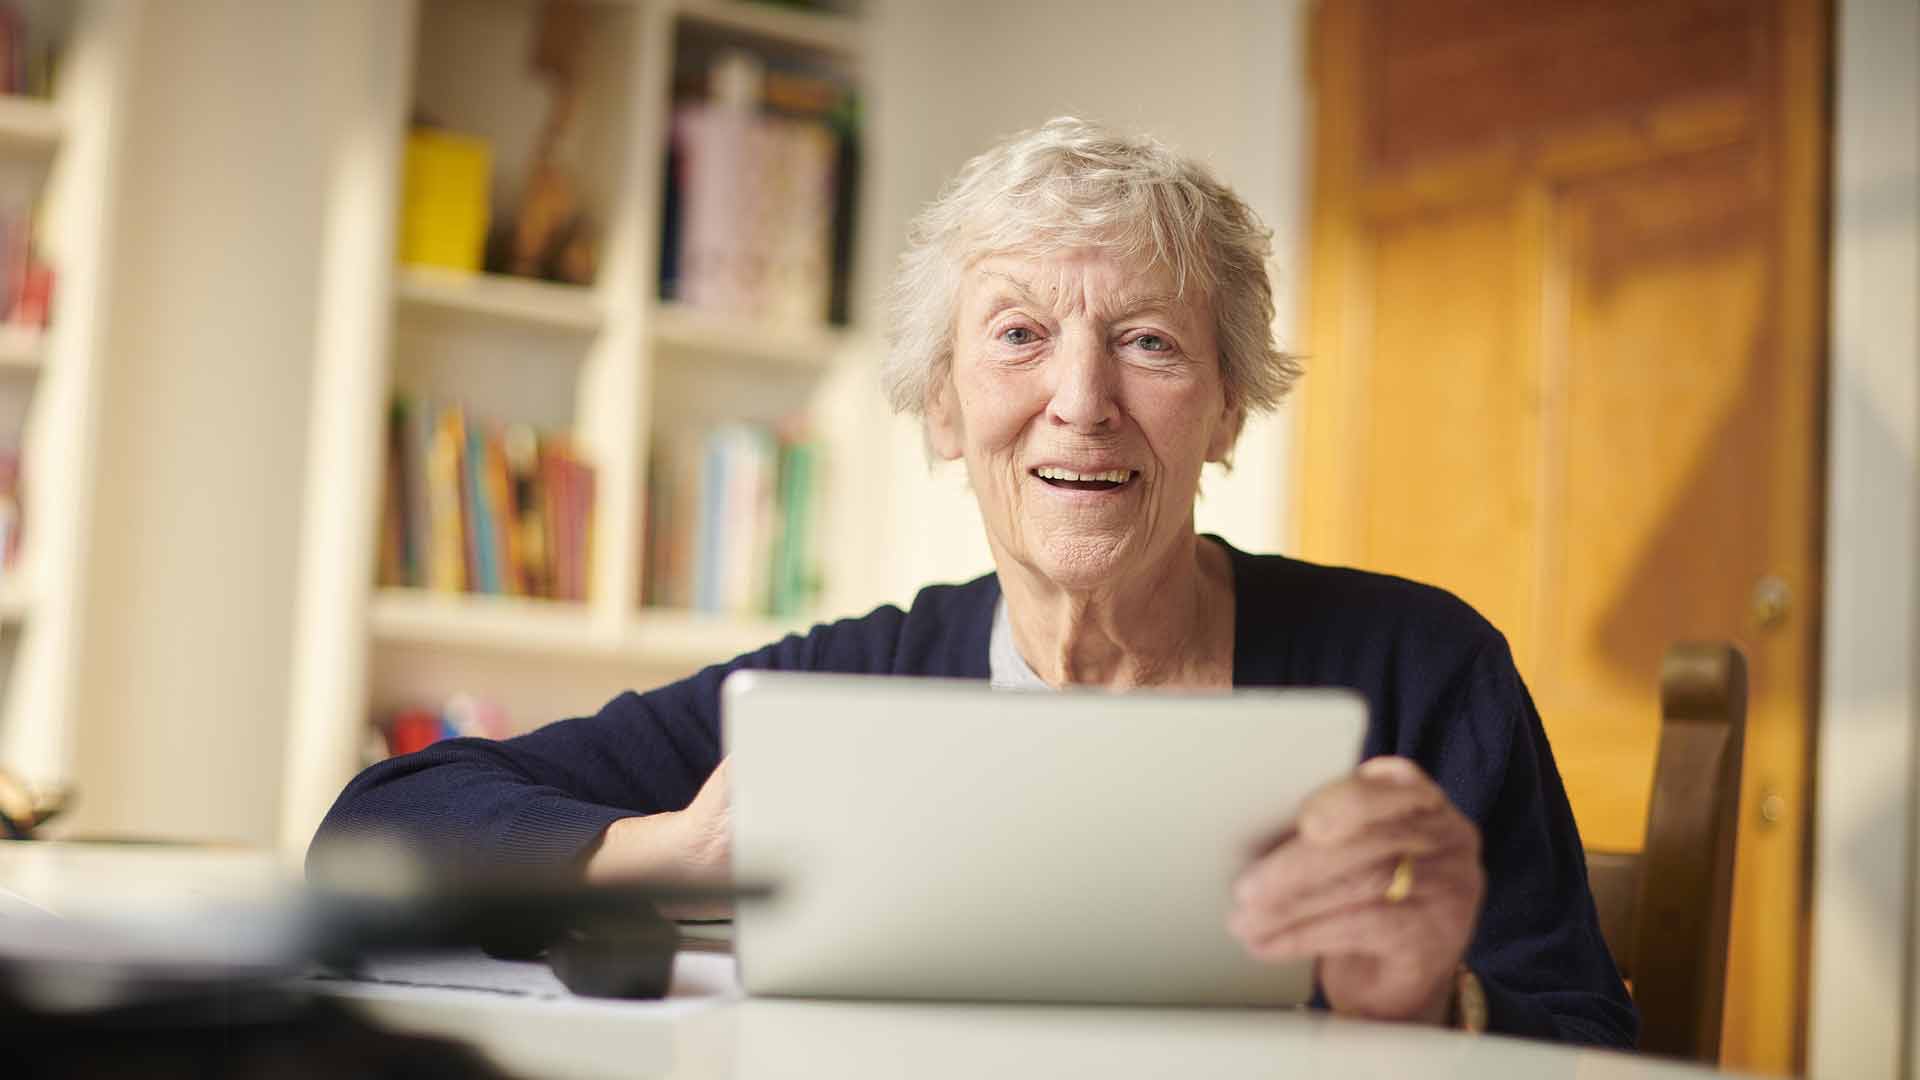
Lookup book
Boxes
[663,76,851,327]
[505,424,547,598]
[379,394,595,602]
[378,693,512,758]
[426,403,469,593]
[376,400,409,588]
[464,421,497,594]
[642,421,821,617]
[0,449,20,575]
[0,187,52,329]
[771,438,820,616]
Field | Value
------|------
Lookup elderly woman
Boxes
[314,118,1634,1046]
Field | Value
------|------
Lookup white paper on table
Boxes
[309,947,742,1004]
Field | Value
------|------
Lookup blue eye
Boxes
[1131,334,1171,352]
[1000,327,1037,346]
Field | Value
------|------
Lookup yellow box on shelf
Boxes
[399,128,492,273]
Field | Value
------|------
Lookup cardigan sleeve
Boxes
[306,606,906,875]
[1439,639,1640,1048]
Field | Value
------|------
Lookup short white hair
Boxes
[882,117,1299,423]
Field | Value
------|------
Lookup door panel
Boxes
[1299,1,1826,1071]
[1368,0,1759,173]
[1542,149,1772,850]
[1361,205,1539,661]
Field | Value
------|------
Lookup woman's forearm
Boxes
[583,813,695,884]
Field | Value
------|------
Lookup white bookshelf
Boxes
[369,588,614,657]
[0,580,30,624]
[0,324,46,370]
[0,94,63,154]
[395,265,603,334]
[652,302,850,370]
[677,0,863,54]
[369,586,806,668]
[618,607,809,670]
[282,0,869,850]
[0,2,139,792]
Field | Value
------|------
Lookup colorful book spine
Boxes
[642,421,822,617]
[464,423,497,594]
[482,430,520,596]
[376,400,409,588]
[404,396,435,585]
[377,395,596,602]
[378,693,512,759]
[506,424,546,598]
[0,449,21,575]
[771,439,819,617]
[693,428,727,612]
[426,404,468,593]
[543,439,573,603]
[572,459,596,604]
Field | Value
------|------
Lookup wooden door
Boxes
[1297,1,1828,1071]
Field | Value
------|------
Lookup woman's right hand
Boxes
[585,758,732,917]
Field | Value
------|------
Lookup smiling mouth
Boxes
[1031,466,1138,492]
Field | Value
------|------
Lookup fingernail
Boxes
[1360,756,1419,782]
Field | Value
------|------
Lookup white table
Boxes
[0,842,1744,1079]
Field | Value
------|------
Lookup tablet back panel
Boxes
[724,671,1367,1006]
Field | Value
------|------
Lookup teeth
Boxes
[1035,467,1132,484]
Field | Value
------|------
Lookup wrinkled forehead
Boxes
[958,248,1205,321]
[946,181,1215,299]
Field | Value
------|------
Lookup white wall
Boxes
[1807,1,1920,1077]
[845,0,1310,608]
[62,2,359,845]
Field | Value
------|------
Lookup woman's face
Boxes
[929,248,1241,590]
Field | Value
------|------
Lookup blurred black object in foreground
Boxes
[1,986,512,1079]
[0,839,768,1076]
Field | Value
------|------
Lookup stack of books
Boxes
[0,197,52,329]
[643,423,821,617]
[0,448,19,575]
[378,396,596,602]
[0,5,59,99]
[659,53,856,328]
[375,693,511,760]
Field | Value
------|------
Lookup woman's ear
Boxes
[1205,403,1245,464]
[925,373,965,461]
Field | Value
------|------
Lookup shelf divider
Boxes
[652,302,849,370]
[0,324,47,370]
[674,0,865,56]
[369,588,811,669]
[396,265,604,334]
[0,95,63,153]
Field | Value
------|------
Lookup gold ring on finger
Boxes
[1384,854,1415,904]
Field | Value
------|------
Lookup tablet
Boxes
[722,670,1367,1006]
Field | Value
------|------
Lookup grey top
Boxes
[989,596,1049,690]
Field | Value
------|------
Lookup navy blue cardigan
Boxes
[313,542,1637,1047]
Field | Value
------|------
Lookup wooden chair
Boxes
[1584,642,1748,1062]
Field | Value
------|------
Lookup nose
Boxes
[1047,331,1120,433]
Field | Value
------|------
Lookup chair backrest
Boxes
[1584,642,1748,1062]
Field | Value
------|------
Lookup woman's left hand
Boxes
[1228,756,1485,1024]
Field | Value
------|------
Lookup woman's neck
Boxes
[997,533,1236,689]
